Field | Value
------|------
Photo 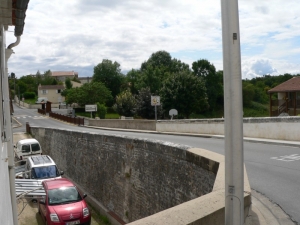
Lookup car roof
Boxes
[43,178,74,190]
[29,155,55,167]
[18,138,40,145]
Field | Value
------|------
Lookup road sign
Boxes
[151,96,160,106]
[85,105,97,112]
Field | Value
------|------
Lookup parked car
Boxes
[14,138,42,161]
[18,155,64,180]
[38,178,91,225]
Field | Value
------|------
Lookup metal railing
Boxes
[49,112,84,126]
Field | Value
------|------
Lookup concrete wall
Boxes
[14,96,61,109]
[88,119,156,131]
[156,117,300,141]
[29,126,251,225]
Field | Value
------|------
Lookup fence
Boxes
[49,111,84,126]
[37,108,46,115]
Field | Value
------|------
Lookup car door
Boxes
[39,194,47,222]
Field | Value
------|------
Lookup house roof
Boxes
[51,71,78,77]
[38,85,65,90]
[0,0,29,36]
[268,77,300,93]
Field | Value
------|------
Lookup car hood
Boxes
[49,201,84,220]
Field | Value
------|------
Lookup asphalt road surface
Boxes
[12,105,300,224]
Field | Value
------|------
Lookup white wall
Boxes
[157,117,300,141]
[0,24,14,225]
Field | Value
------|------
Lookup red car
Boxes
[38,178,91,225]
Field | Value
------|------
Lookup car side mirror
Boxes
[60,171,64,175]
[39,199,45,205]
[83,194,87,199]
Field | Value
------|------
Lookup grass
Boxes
[23,98,37,104]
[87,202,111,225]
[76,112,120,119]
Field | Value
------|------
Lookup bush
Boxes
[23,92,36,99]
[97,103,107,119]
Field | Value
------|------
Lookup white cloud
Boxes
[6,0,300,79]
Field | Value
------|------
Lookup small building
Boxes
[268,77,300,116]
[51,71,78,82]
[38,84,65,104]
[78,76,91,84]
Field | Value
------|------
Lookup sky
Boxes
[6,0,300,79]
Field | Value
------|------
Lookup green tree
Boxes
[65,78,73,89]
[97,103,107,119]
[93,59,125,101]
[125,69,141,95]
[242,83,255,107]
[137,51,173,94]
[65,82,112,106]
[160,71,208,119]
[113,90,136,117]
[192,59,222,113]
[41,70,56,85]
[136,87,162,119]
[16,81,27,96]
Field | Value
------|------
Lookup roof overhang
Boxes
[0,0,29,36]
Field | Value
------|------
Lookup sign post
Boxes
[151,96,160,121]
[85,105,97,118]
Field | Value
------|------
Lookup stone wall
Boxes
[30,127,218,223]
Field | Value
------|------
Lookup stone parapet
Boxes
[29,126,251,225]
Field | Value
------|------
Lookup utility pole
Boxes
[220,0,244,225]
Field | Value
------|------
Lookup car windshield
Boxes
[31,166,59,179]
[48,186,82,205]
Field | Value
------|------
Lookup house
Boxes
[268,77,300,116]
[51,71,78,82]
[38,84,65,104]
[78,76,92,84]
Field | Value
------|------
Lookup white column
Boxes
[220,0,244,224]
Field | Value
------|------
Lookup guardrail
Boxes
[49,112,84,126]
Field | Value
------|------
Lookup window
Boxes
[21,145,30,153]
[31,143,41,152]
[57,89,61,93]
[41,90,47,94]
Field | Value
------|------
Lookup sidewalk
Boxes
[12,117,298,225]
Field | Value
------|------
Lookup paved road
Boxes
[13,105,300,224]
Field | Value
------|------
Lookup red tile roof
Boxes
[268,77,300,93]
[51,71,78,76]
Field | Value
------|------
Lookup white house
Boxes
[38,84,65,103]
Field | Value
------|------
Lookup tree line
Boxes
[9,50,300,119]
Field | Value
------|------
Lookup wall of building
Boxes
[0,24,14,225]
[29,127,225,224]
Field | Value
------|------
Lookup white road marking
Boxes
[271,154,300,162]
